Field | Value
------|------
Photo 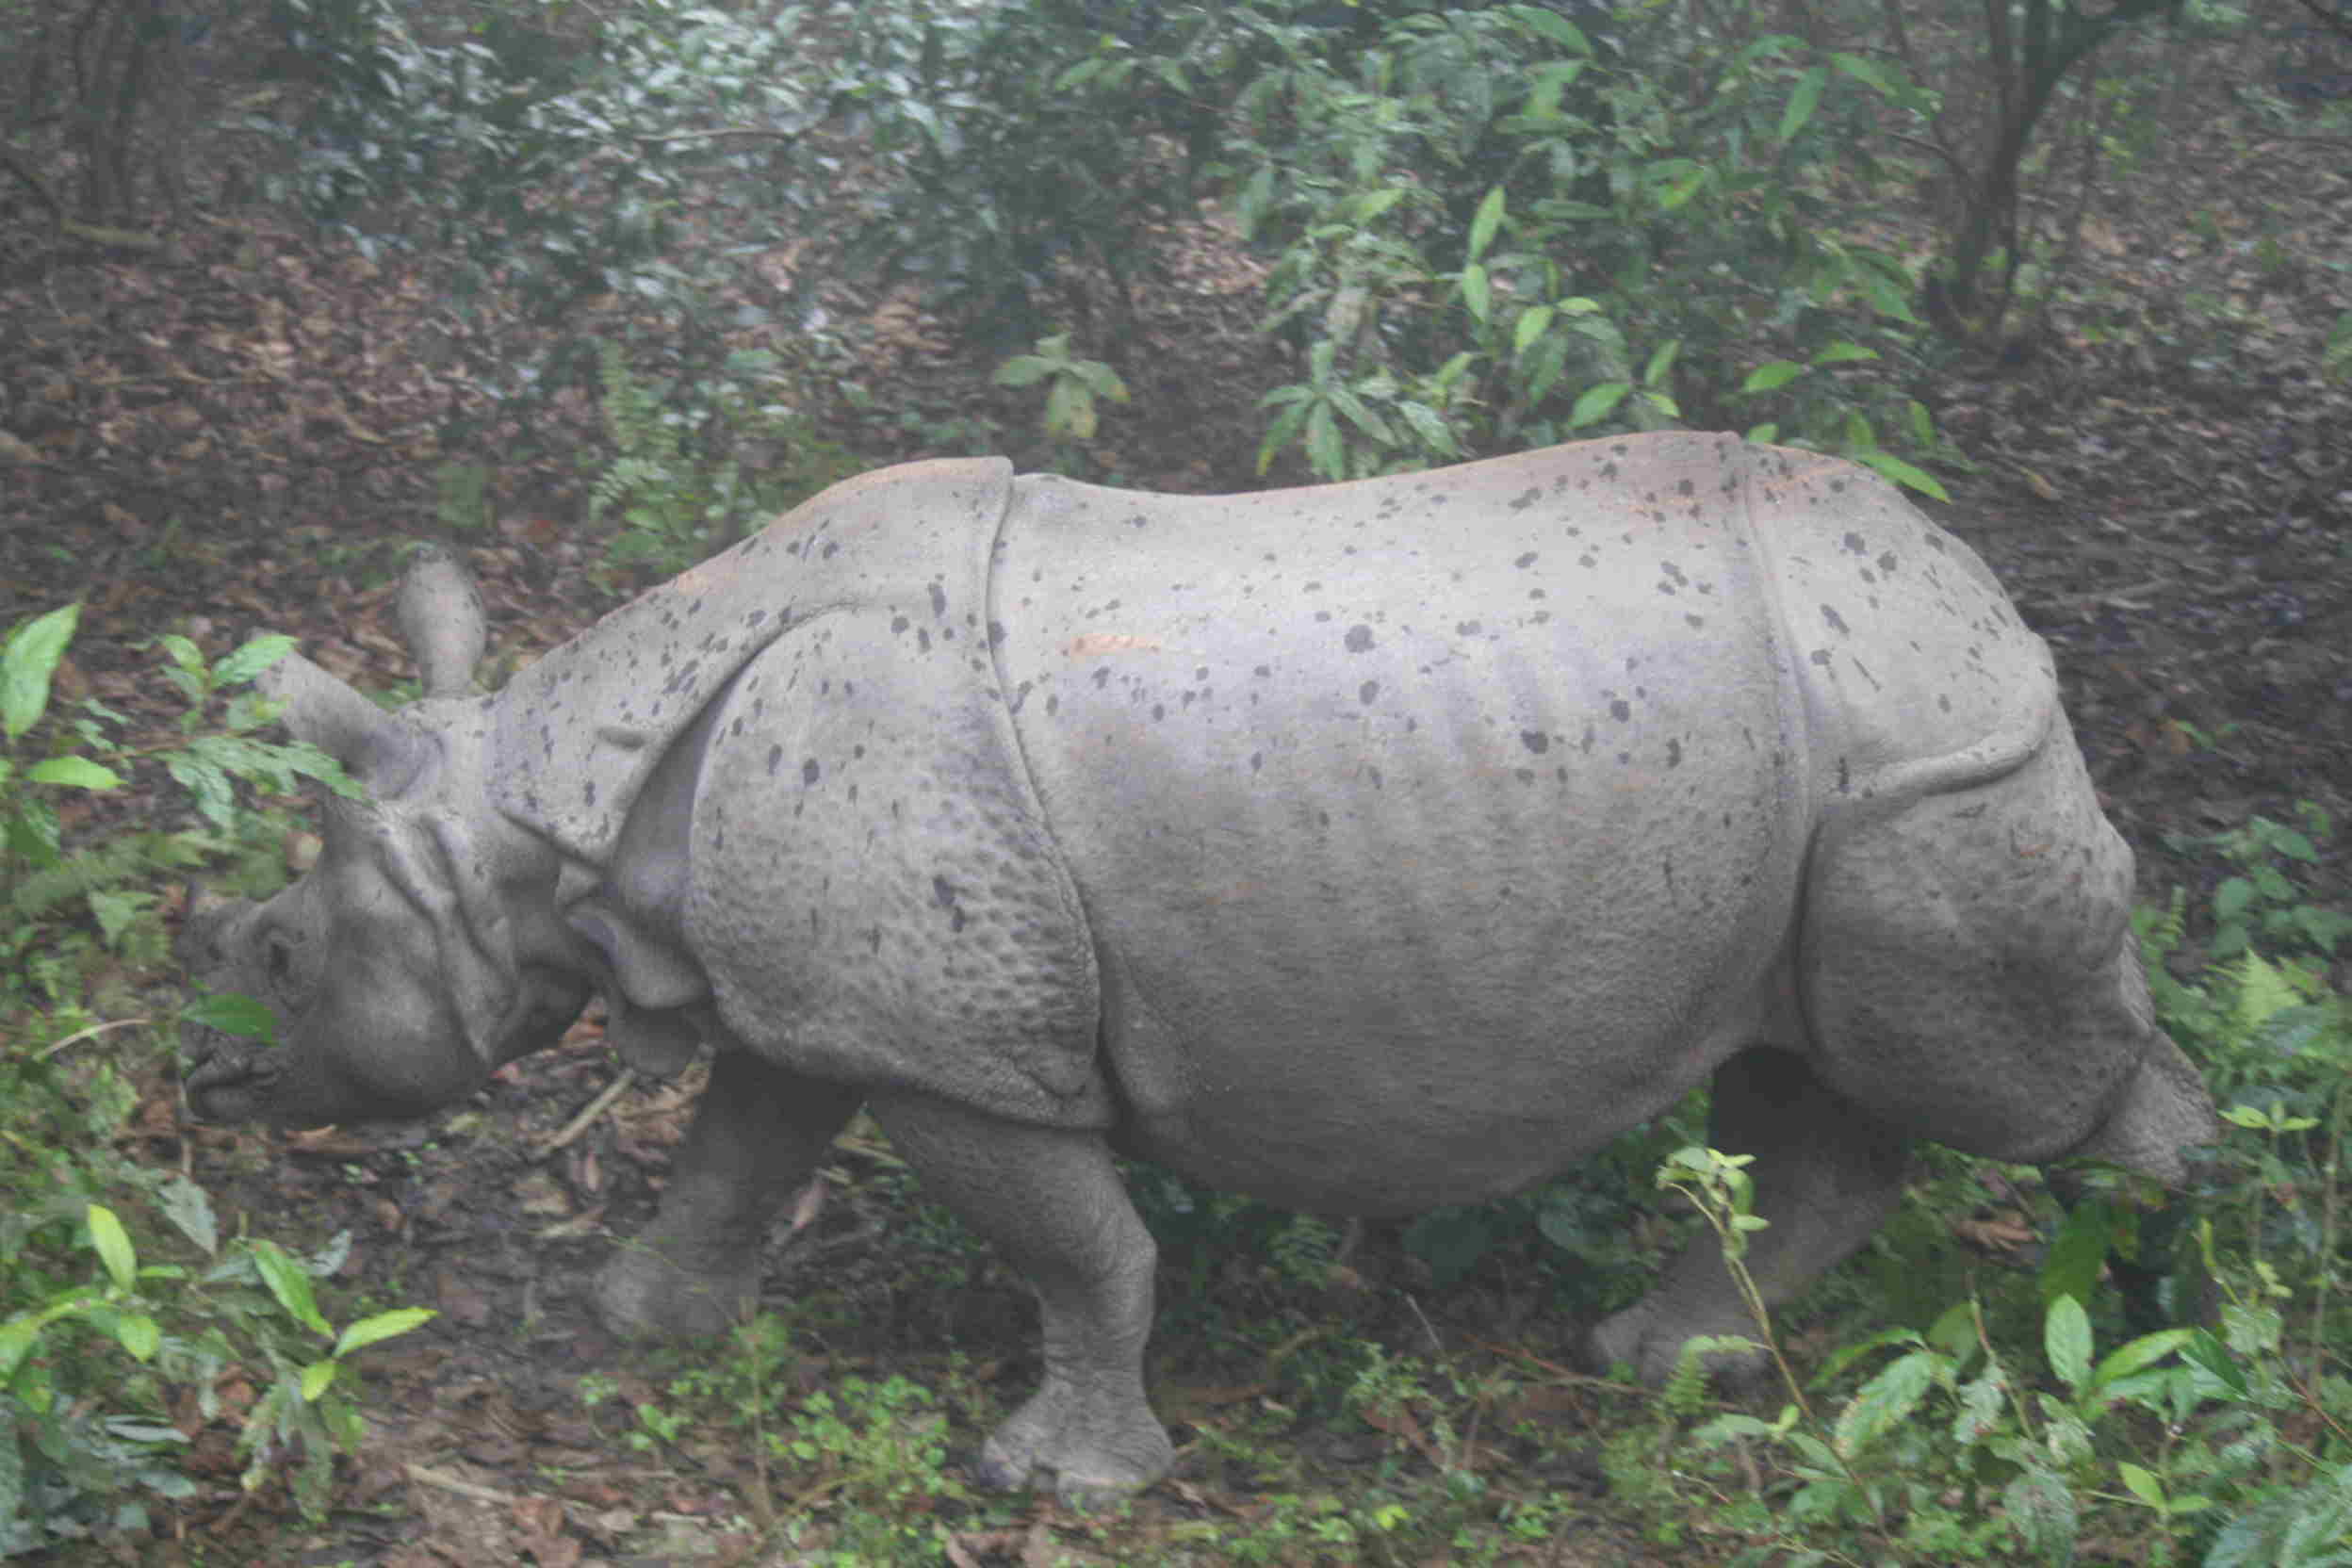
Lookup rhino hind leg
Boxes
[597,1053,859,1338]
[869,1088,1172,1504]
[1795,726,2215,1180]
[1586,1047,1912,1386]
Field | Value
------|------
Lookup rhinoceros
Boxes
[182,432,2213,1499]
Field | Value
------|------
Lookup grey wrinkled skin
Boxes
[182,434,2215,1503]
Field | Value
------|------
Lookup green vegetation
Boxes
[1,608,433,1555]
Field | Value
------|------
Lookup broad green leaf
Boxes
[992,355,1052,389]
[1461,263,1491,323]
[1811,341,1880,366]
[87,1204,138,1294]
[1833,1349,1938,1459]
[3,604,81,742]
[1779,66,1827,142]
[1513,8,1592,55]
[1305,403,1345,482]
[160,1176,220,1256]
[301,1361,338,1402]
[1567,381,1629,429]
[2090,1329,2195,1395]
[2118,1461,2164,1509]
[154,633,204,676]
[1832,52,1898,97]
[2044,1294,2093,1396]
[1512,305,1555,356]
[252,1240,332,1337]
[212,634,296,688]
[1396,401,1462,456]
[1353,186,1407,223]
[183,991,277,1043]
[1467,187,1507,263]
[113,1311,160,1363]
[1741,361,1807,394]
[25,757,122,791]
[1851,451,1951,503]
[1642,339,1681,386]
[335,1307,437,1359]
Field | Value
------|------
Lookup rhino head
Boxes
[181,548,593,1126]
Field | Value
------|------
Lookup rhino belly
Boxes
[992,451,1814,1214]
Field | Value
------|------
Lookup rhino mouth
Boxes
[182,1036,280,1122]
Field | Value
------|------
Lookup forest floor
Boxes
[2,7,2349,1564]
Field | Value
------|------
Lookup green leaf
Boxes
[992,355,1053,389]
[183,991,277,1044]
[1642,339,1681,386]
[87,1204,138,1294]
[1832,52,1898,97]
[1742,361,1806,394]
[213,634,297,688]
[4,604,81,742]
[1461,263,1491,323]
[1467,187,1507,263]
[301,1361,337,1402]
[113,1311,161,1363]
[1305,403,1345,482]
[1811,341,1880,366]
[1567,381,1629,430]
[1779,66,1827,142]
[1353,186,1407,223]
[251,1240,332,1337]
[25,757,122,791]
[1834,1349,1939,1460]
[2090,1329,2195,1396]
[160,1176,220,1256]
[155,633,204,676]
[2045,1294,2093,1396]
[1513,7,1592,55]
[1512,305,1555,357]
[1850,450,1950,503]
[334,1307,437,1359]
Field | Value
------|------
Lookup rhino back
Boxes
[990,433,1818,1211]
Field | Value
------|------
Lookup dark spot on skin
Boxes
[1515,767,1535,784]
[869,927,883,955]
[1515,551,1538,568]
[1610,699,1631,722]
[891,615,908,634]
[1878,552,1898,574]
[1359,680,1380,705]
[1152,704,1166,721]
[802,758,821,786]
[1842,532,1866,555]
[1250,751,1264,773]
[1676,479,1694,497]
[822,541,839,559]
[1367,765,1382,790]
[1686,613,1707,629]
[1457,620,1481,636]
[1509,489,1541,512]
[582,779,596,806]
[1346,625,1375,653]
[1822,605,1850,635]
[930,582,948,617]
[917,629,931,653]
[1254,664,1272,678]
[1667,739,1683,767]
[1810,648,1833,667]
[766,745,783,776]
[1838,757,1852,792]
[1093,668,1110,689]
[1521,730,1549,754]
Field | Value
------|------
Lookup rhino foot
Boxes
[1584,1301,1774,1393]
[594,1243,758,1339]
[976,1380,1175,1506]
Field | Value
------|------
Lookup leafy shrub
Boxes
[1,607,427,1553]
[588,339,865,575]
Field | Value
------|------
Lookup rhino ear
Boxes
[259,653,432,797]
[397,545,486,699]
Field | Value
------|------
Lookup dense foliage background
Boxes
[2,0,2348,1561]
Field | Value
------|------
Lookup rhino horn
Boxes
[397,545,486,699]
[259,653,432,797]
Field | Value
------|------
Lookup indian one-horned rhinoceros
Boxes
[181,432,2214,1500]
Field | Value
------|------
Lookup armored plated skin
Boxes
[181,433,2214,1503]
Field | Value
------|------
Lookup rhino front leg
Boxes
[869,1089,1170,1504]
[1587,1046,1910,1386]
[597,1052,859,1337]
